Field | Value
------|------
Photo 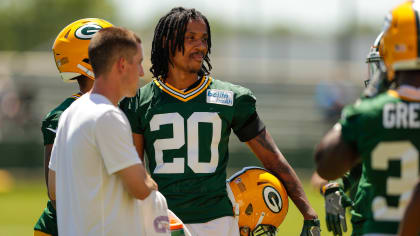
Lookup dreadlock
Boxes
[150,7,212,79]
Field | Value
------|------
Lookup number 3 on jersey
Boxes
[371,141,419,221]
[150,112,221,174]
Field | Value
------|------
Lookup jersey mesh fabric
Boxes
[120,77,263,223]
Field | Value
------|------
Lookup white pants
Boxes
[185,216,239,236]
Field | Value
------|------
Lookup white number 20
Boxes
[371,141,419,221]
[150,112,221,174]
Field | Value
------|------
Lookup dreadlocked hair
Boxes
[150,7,212,79]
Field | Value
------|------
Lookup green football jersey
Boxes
[34,92,81,235]
[340,90,420,235]
[41,92,82,145]
[120,76,262,223]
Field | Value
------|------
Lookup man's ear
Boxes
[116,56,126,74]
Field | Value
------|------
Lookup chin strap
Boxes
[77,63,94,78]
[226,182,240,221]
[255,212,266,228]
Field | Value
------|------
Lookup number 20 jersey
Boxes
[120,76,262,223]
[340,90,420,235]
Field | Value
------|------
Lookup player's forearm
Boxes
[266,158,318,220]
[247,129,318,220]
[118,164,157,200]
[398,181,420,236]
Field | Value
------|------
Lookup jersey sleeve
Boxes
[41,113,60,145]
[119,94,144,134]
[94,110,141,175]
[232,88,265,142]
[338,163,362,192]
[339,104,362,145]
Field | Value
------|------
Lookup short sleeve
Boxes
[119,95,144,134]
[232,89,264,141]
[95,110,141,175]
[41,114,60,145]
[339,104,362,144]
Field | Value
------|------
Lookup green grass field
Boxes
[0,172,353,236]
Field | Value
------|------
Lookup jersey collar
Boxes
[153,76,212,102]
[71,92,83,100]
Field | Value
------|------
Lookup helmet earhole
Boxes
[245,203,253,215]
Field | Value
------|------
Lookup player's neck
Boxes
[77,76,94,94]
[165,69,199,90]
[91,75,122,106]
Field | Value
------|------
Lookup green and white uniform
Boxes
[340,89,420,235]
[120,76,265,223]
[34,93,81,236]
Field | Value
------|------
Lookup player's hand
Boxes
[250,224,277,236]
[321,182,353,235]
[300,219,321,236]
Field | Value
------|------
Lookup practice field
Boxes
[0,171,353,236]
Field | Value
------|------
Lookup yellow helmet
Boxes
[52,18,113,82]
[380,1,420,80]
[227,167,289,236]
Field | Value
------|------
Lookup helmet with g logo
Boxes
[52,18,113,82]
[380,1,420,80]
[226,167,289,236]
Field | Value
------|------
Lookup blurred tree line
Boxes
[0,0,115,51]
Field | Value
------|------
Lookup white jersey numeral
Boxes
[150,113,185,173]
[371,141,419,221]
[149,112,222,174]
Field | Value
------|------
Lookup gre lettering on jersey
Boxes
[75,23,103,40]
[263,186,282,213]
[206,89,234,106]
[383,102,420,129]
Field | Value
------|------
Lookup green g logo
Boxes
[263,186,282,213]
[75,23,103,40]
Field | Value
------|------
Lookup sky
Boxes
[114,0,407,35]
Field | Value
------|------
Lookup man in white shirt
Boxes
[48,26,170,236]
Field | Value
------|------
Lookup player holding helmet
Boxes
[120,7,320,236]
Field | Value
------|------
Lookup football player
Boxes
[33,18,113,236]
[313,31,387,236]
[314,1,420,235]
[120,7,320,236]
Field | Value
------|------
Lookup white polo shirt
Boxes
[49,93,143,236]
